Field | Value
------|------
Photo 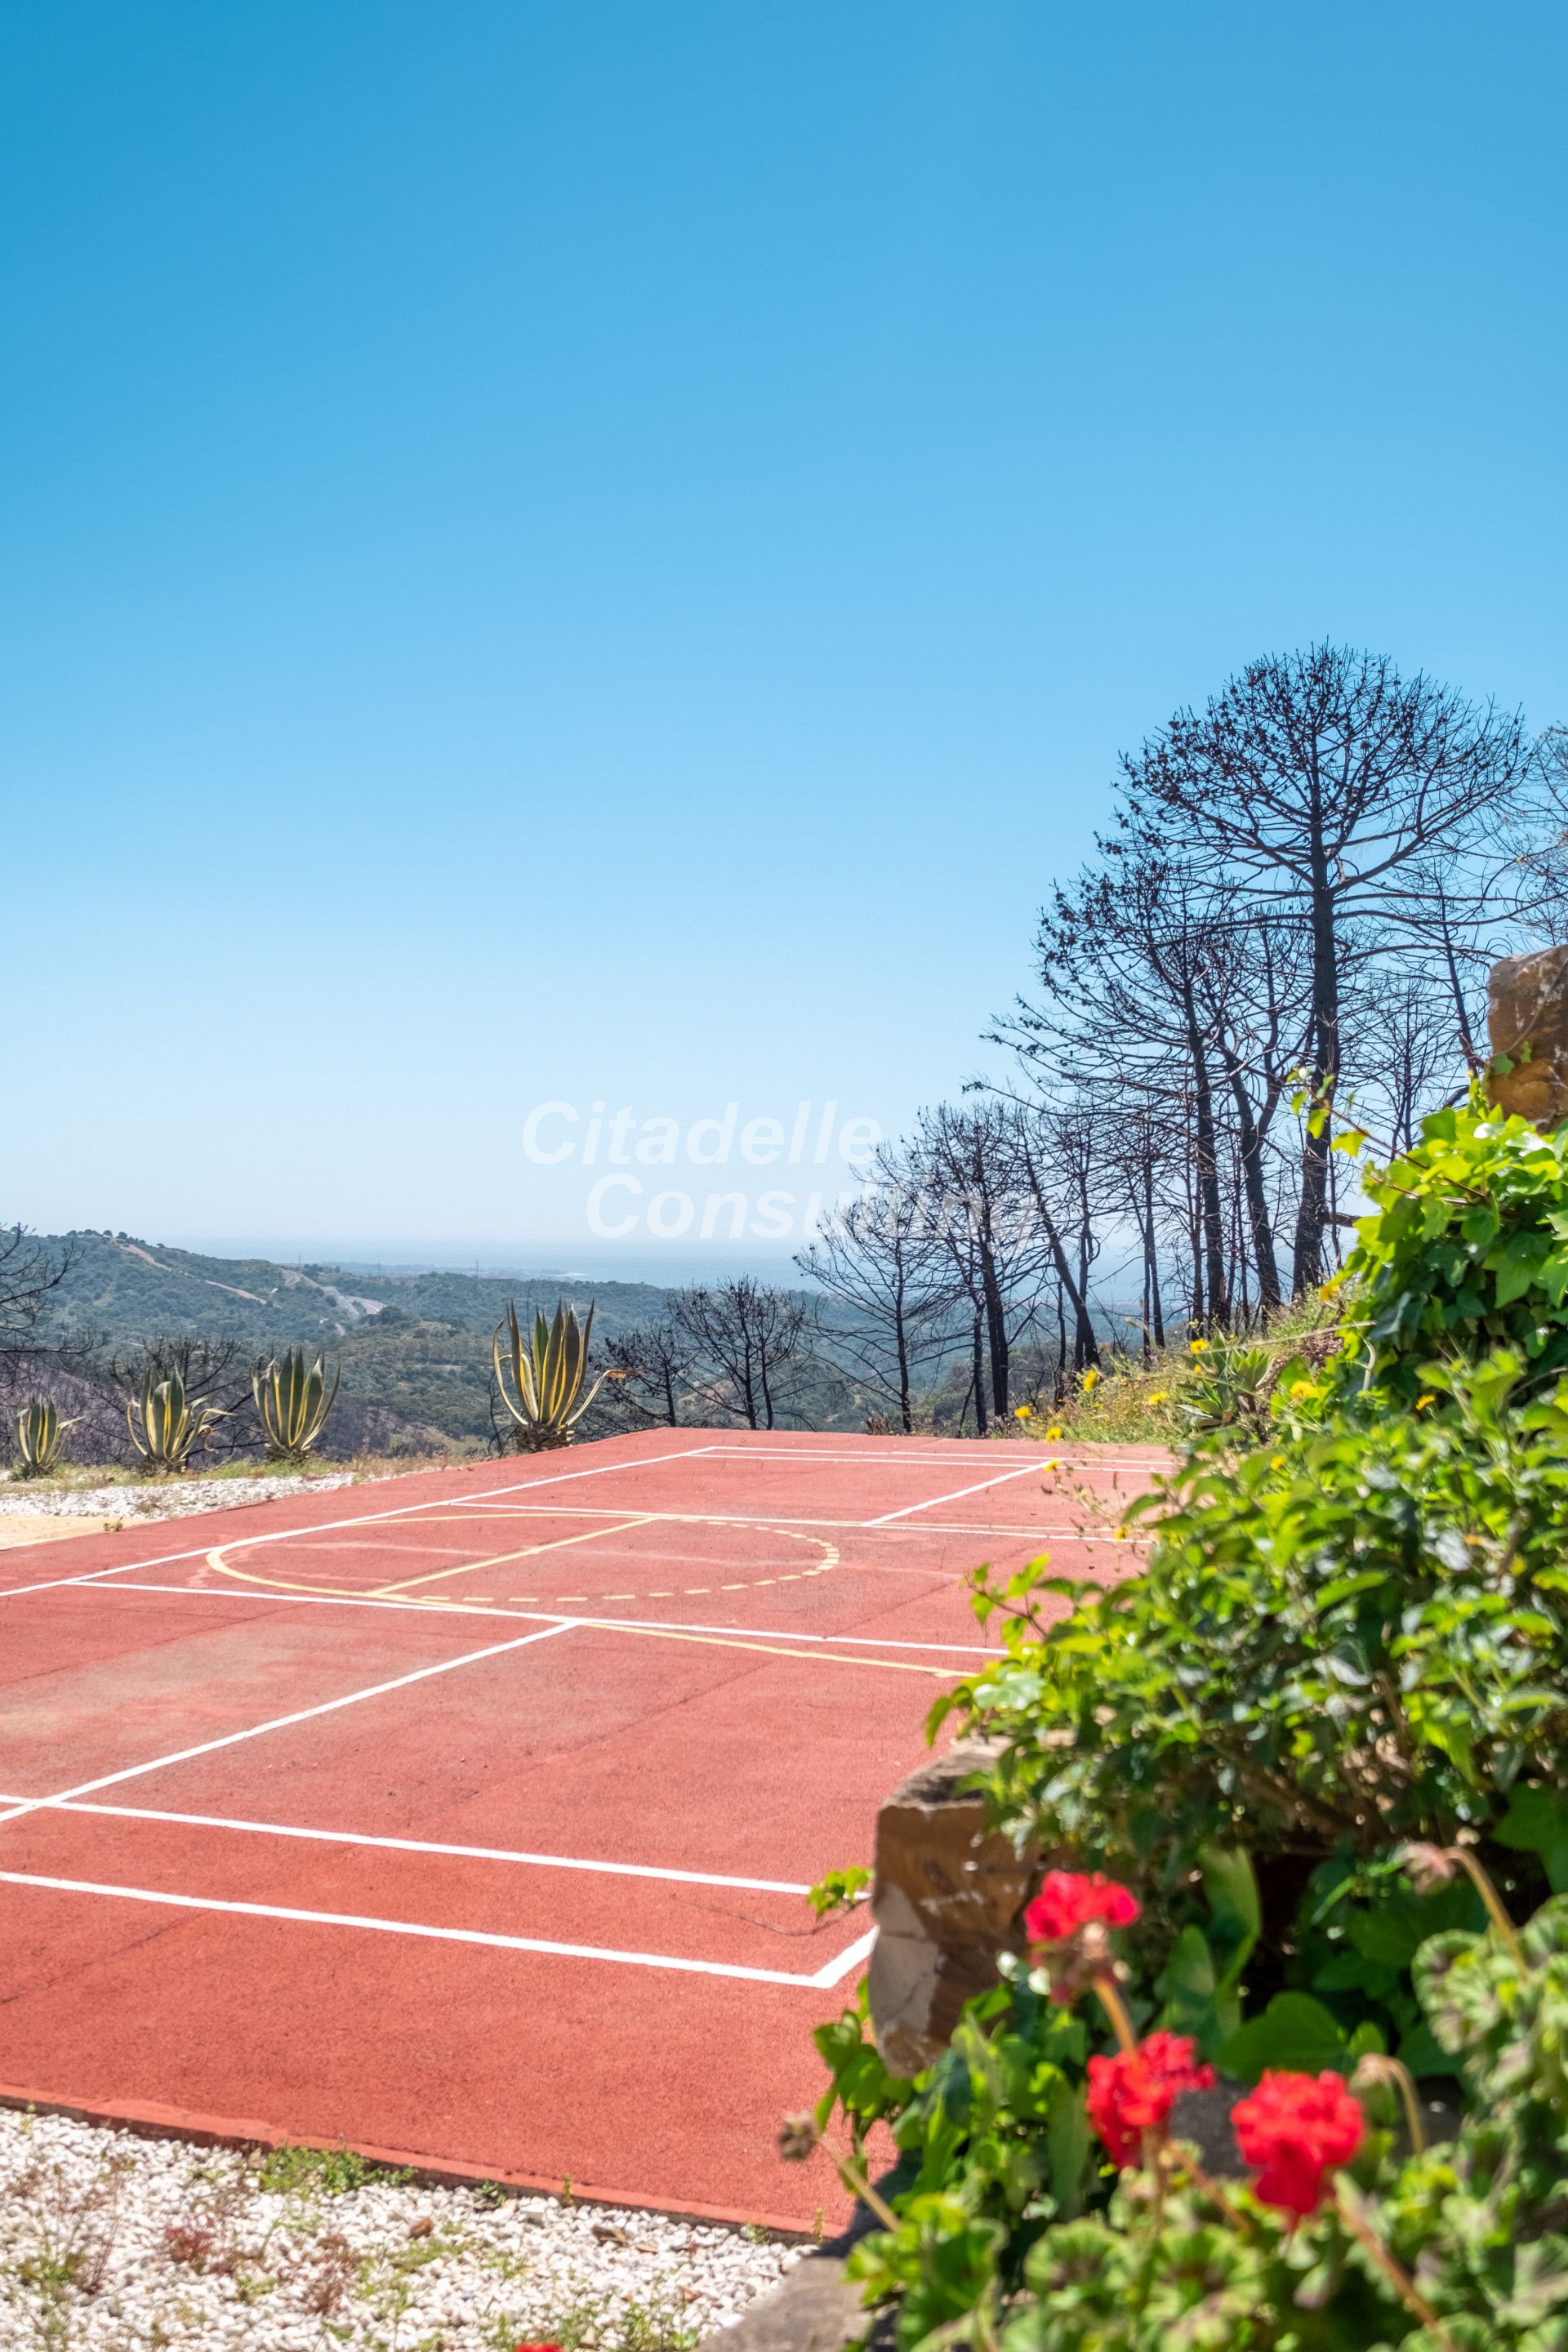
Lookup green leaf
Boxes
[1199,1844,1262,1980]
[1217,1993,1348,2083]
[1393,2020,1452,2082]
[1496,1786,1568,1894]
[1045,2078,1089,2222]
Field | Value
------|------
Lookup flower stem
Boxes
[1335,2185,1457,2350]
[1093,1972,1138,2056]
[831,2149,902,2234]
[1452,1849,1528,1970]
[1351,2054,1428,2156]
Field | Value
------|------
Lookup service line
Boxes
[0,1871,877,1989]
[0,1620,579,1832]
[0,1794,817,1895]
[35,1578,1002,1653]
[865,1461,1058,1524]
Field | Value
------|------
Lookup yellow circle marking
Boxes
[203,1511,839,1608]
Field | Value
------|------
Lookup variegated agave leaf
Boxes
[13,1397,74,1477]
[127,1366,227,1472]
[253,1348,340,1460]
[493,1299,605,1450]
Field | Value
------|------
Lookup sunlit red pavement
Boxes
[0,1429,1162,2225]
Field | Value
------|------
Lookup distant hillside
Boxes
[38,1232,674,1350]
[26,1231,862,1453]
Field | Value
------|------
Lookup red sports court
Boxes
[0,1428,1157,2228]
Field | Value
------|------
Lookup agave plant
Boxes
[493,1300,606,1451]
[253,1348,340,1463]
[12,1396,75,1480]
[126,1365,226,1473]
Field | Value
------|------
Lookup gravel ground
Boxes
[0,1473,357,1523]
[0,2109,802,2350]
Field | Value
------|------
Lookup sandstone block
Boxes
[1488,946,1568,1125]
[866,1741,1037,2078]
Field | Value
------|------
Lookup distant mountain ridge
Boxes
[38,1231,675,1351]
[25,1231,872,1454]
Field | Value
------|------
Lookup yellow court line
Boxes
[204,1512,839,1607]
[181,1575,966,1672]
[204,1551,378,1602]
[369,1518,658,1597]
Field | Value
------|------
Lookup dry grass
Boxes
[1008,1294,1342,1449]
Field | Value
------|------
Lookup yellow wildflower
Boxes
[1190,1338,1209,1353]
[1271,1454,1285,1469]
[1415,1392,1434,1410]
[1013,1404,1032,1420]
[1289,1379,1316,1401]
[1045,1424,1063,1441]
[1147,1389,1168,1404]
[1082,1368,1100,1392]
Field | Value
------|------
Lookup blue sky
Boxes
[2,2,1563,1269]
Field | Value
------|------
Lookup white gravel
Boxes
[0,2108,802,2350]
[0,1473,357,1523]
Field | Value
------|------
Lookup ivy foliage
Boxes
[933,1348,1568,2069]
[1337,1097,1568,1398]
[808,1108,1568,2347]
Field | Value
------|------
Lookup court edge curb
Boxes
[0,2080,829,2239]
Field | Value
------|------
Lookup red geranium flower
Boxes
[1085,2031,1215,2167]
[1025,1871,1141,1945]
[1232,2070,1365,2218]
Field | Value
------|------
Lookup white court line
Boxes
[0,1795,816,1895]
[688,1449,1160,1469]
[0,1620,579,1831]
[40,1580,1000,1653]
[450,1504,1129,1539]
[866,1462,1053,1524]
[0,1444,722,1602]
[0,1871,876,1989]
[0,1439,1143,1604]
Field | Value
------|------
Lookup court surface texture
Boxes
[0,1428,1160,2228]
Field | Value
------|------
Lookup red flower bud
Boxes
[1232,2070,1365,2219]
[1024,1870,1140,1945]
[1085,2031,1215,2167]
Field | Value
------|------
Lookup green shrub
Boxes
[940,1349,1568,2072]
[827,1864,1568,2351]
[806,1111,1568,2347]
[1000,1878,1568,2352]
[1339,1095,1568,1398]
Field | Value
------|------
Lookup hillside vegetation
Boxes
[18,1231,871,1459]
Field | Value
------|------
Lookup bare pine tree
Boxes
[669,1278,810,1431]
[1116,645,1530,1285]
[599,1316,702,1428]
[796,1146,956,1433]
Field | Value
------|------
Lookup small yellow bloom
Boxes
[1013,1405,1032,1420]
[1189,1338,1209,1353]
[1113,1527,1128,1541]
[1045,1424,1063,1441]
[1415,1392,1434,1410]
[1289,1379,1316,1401]
[1271,1454,1285,1468]
[1082,1368,1100,1392]
[1147,1389,1167,1404]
